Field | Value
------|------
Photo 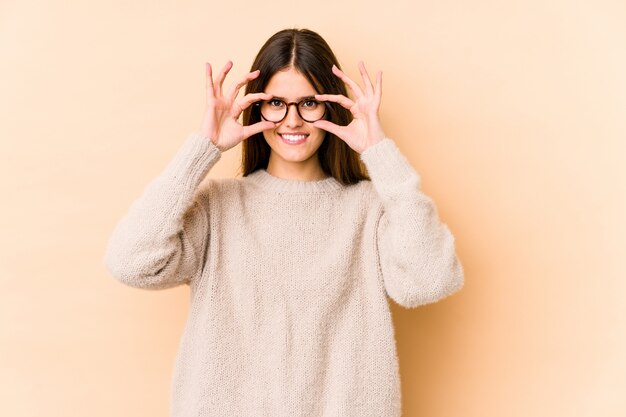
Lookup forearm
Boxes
[361,138,464,308]
[103,132,221,289]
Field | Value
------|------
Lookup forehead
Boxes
[264,67,317,98]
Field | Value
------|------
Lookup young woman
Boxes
[104,28,464,417]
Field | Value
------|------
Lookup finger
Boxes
[332,64,363,99]
[227,69,261,103]
[315,94,354,110]
[313,120,344,138]
[231,92,272,118]
[214,60,233,97]
[238,92,272,110]
[358,61,374,96]
[242,121,276,139]
[205,62,215,99]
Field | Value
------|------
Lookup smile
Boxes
[279,133,308,144]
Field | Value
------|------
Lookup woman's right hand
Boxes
[200,61,275,152]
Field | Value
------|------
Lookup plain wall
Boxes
[1,0,624,416]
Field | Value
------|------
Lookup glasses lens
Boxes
[259,98,327,122]
[298,99,326,122]
[259,99,286,122]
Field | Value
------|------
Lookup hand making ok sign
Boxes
[313,61,386,154]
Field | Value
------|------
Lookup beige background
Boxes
[1,0,625,416]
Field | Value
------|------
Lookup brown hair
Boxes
[240,28,370,185]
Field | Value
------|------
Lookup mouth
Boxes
[278,133,309,145]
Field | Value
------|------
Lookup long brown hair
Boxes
[240,28,370,185]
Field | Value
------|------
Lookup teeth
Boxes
[281,134,307,142]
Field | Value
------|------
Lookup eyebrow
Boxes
[268,95,317,102]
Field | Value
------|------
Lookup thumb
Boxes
[313,120,343,139]
[242,121,275,139]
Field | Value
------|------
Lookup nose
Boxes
[283,103,303,127]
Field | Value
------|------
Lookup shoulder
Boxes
[353,178,378,197]
[194,176,244,205]
[340,178,384,213]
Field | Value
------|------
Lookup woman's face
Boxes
[262,67,326,177]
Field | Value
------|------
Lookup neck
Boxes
[266,156,327,181]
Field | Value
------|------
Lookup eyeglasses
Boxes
[255,97,328,123]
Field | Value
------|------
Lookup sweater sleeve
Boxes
[103,132,222,290]
[359,138,464,308]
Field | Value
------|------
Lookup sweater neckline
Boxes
[244,168,343,192]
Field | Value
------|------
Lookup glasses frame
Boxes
[254,97,329,123]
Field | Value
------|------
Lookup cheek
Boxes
[310,126,326,141]
[262,129,278,142]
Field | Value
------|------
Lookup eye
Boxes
[268,99,285,108]
[301,99,319,109]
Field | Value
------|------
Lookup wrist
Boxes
[360,137,386,154]
[210,138,226,152]
[200,132,225,152]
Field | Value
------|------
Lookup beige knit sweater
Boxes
[103,132,464,417]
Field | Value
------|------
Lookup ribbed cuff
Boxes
[360,138,421,190]
[161,132,222,193]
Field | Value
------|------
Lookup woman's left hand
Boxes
[314,61,386,154]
